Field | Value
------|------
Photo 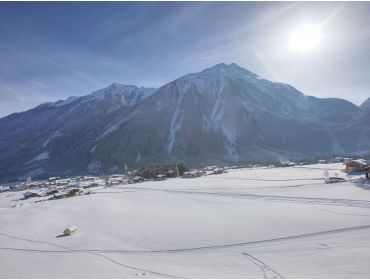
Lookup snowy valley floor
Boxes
[1,163,370,278]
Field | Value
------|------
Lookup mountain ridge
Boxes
[0,63,369,182]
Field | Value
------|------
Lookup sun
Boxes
[289,24,322,53]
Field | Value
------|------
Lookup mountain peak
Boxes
[202,63,258,76]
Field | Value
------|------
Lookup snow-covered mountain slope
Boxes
[0,63,368,181]
[0,83,156,181]
[93,63,364,170]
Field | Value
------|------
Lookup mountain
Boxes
[0,83,156,181]
[0,63,368,182]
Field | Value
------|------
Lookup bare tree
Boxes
[323,169,330,180]
[103,174,110,187]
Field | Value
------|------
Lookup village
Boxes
[0,157,369,202]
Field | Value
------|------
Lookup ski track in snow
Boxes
[0,232,184,279]
[241,252,285,279]
[120,187,370,209]
[1,224,370,255]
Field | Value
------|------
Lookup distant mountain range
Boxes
[1,63,369,182]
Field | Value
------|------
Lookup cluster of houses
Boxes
[0,175,107,201]
[1,159,369,199]
[0,165,231,199]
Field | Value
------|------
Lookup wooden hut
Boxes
[344,159,368,173]
[64,225,78,236]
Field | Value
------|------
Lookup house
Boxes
[156,174,167,181]
[53,192,68,200]
[204,166,218,171]
[83,176,95,181]
[344,159,368,173]
[68,188,84,197]
[110,179,121,185]
[46,189,59,196]
[365,165,370,179]
[182,170,205,178]
[212,168,226,175]
[130,176,144,183]
[0,186,10,193]
[79,181,98,188]
[23,191,43,199]
[166,170,178,178]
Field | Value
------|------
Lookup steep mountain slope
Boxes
[0,63,368,182]
[0,83,155,180]
[92,63,361,171]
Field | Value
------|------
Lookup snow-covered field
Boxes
[1,163,370,278]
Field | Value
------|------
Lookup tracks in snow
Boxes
[1,224,370,255]
[123,187,370,209]
[0,232,183,279]
[241,252,284,279]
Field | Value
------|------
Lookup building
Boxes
[64,225,78,236]
[156,174,167,181]
[0,186,10,193]
[365,165,370,179]
[212,168,226,175]
[166,170,178,178]
[344,159,368,173]
[23,191,43,199]
[182,170,205,178]
[130,176,144,183]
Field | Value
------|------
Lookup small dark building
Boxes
[130,176,144,183]
[166,170,178,178]
[365,165,370,179]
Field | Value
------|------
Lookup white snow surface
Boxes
[1,163,370,278]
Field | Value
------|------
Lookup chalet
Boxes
[68,188,84,197]
[182,170,205,178]
[344,159,368,173]
[204,166,218,171]
[365,165,370,179]
[48,177,60,183]
[83,176,95,181]
[166,170,178,178]
[212,168,226,175]
[79,182,98,188]
[53,192,68,200]
[46,189,59,196]
[130,176,144,183]
[110,179,121,185]
[23,191,43,199]
[0,186,10,193]
[156,174,167,181]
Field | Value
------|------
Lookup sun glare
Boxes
[289,24,322,53]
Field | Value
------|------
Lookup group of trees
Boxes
[136,162,188,179]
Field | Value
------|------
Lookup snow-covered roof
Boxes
[345,159,368,165]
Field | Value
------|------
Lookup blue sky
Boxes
[0,2,369,117]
